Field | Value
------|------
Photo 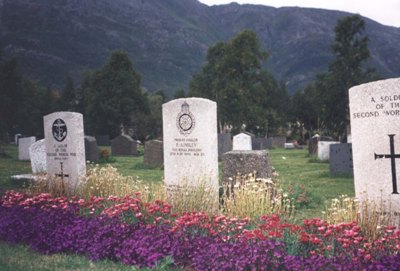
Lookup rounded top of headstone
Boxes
[163,97,216,108]
[349,77,400,94]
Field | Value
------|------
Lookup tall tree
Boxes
[0,58,22,138]
[82,50,148,138]
[59,76,77,111]
[189,30,287,135]
[323,15,379,139]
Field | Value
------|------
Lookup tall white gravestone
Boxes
[162,98,218,210]
[232,133,252,150]
[44,112,86,193]
[349,78,400,222]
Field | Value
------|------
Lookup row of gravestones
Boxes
[15,78,400,222]
[307,135,353,176]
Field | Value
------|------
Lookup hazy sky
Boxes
[198,0,400,27]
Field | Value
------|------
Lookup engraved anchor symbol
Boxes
[374,134,400,194]
[52,119,67,142]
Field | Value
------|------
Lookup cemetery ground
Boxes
[0,144,353,220]
[0,144,358,270]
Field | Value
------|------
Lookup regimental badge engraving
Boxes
[52,119,67,142]
[176,101,195,136]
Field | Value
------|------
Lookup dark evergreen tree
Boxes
[81,50,149,138]
[59,76,77,111]
[323,15,379,139]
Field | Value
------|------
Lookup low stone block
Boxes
[222,150,273,184]
[85,136,99,161]
[218,133,232,160]
[318,141,340,161]
[144,140,163,168]
[111,135,137,156]
[329,143,353,176]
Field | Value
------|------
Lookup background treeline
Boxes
[0,15,380,143]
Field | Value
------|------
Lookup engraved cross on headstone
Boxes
[374,134,400,194]
[55,162,69,180]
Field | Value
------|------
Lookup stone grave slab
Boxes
[95,135,110,146]
[111,135,137,156]
[329,143,353,176]
[317,141,340,161]
[84,136,99,162]
[233,133,252,150]
[163,98,218,210]
[144,139,163,168]
[44,112,86,193]
[29,139,47,173]
[218,133,232,160]
[349,78,400,222]
[18,136,36,160]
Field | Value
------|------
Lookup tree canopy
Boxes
[292,15,379,140]
[189,30,288,136]
[81,50,149,138]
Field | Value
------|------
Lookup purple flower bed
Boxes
[1,205,400,270]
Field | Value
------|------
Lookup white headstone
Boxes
[18,137,36,160]
[317,141,340,161]
[29,139,47,173]
[162,98,218,209]
[284,143,295,149]
[349,78,400,221]
[44,112,86,193]
[232,133,252,150]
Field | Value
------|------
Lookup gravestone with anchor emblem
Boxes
[162,98,218,210]
[44,112,86,193]
[349,78,400,223]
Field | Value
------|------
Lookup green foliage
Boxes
[189,30,289,135]
[0,242,143,271]
[82,50,149,139]
[293,15,380,139]
[0,58,53,139]
[59,76,78,111]
[287,183,323,209]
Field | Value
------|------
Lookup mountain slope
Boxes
[1,0,399,95]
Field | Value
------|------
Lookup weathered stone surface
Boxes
[317,141,340,161]
[163,98,218,210]
[95,135,110,146]
[284,143,295,149]
[265,137,286,149]
[144,140,163,168]
[218,133,232,160]
[222,150,273,183]
[252,138,269,150]
[233,133,252,150]
[111,135,137,156]
[18,136,36,160]
[349,78,400,223]
[308,135,335,155]
[29,139,47,173]
[329,143,353,176]
[44,112,86,193]
[84,136,99,161]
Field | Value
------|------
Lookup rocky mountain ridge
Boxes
[1,0,399,96]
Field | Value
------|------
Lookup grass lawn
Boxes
[0,242,141,271]
[0,144,355,219]
[0,143,355,270]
